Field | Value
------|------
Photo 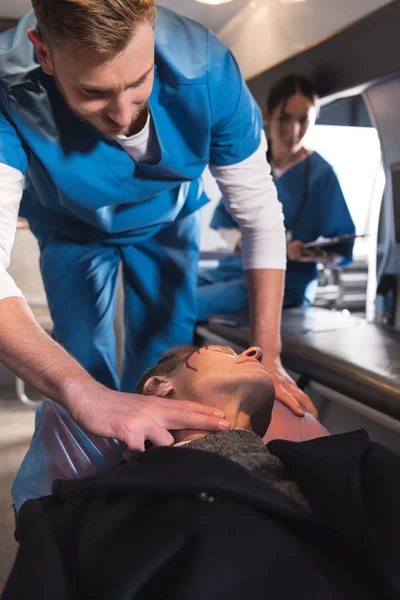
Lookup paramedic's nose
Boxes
[107,95,133,128]
[241,347,264,362]
[291,120,302,141]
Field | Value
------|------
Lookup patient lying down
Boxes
[5,346,400,600]
[135,344,312,508]
[10,344,326,515]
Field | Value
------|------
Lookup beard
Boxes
[54,73,148,139]
[94,103,148,138]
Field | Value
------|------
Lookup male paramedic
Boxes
[0,0,316,451]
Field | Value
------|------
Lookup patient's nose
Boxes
[241,346,263,362]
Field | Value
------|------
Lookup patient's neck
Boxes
[174,396,252,445]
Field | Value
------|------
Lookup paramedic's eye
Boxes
[82,89,103,97]
[131,73,150,88]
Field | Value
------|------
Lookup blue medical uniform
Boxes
[0,8,262,390]
[197,152,355,320]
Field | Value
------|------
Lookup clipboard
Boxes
[303,233,367,250]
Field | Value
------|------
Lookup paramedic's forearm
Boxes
[0,297,99,414]
[0,297,232,447]
[245,268,285,357]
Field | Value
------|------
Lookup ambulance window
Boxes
[304,96,385,263]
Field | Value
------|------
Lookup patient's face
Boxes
[141,345,275,437]
[171,346,275,435]
[176,346,271,395]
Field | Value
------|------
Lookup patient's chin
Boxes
[240,381,275,437]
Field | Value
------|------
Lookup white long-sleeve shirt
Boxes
[0,118,286,301]
[0,162,25,299]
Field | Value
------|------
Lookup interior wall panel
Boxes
[363,78,400,326]
[247,0,400,106]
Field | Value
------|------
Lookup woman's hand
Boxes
[287,240,331,263]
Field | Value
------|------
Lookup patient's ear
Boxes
[143,376,174,398]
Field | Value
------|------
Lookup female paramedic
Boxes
[0,2,317,453]
[197,74,355,317]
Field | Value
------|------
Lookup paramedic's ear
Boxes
[27,28,55,76]
[142,376,174,398]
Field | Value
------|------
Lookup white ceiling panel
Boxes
[0,0,394,79]
[0,0,32,19]
[217,0,395,79]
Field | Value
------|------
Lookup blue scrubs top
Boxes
[211,152,355,307]
[0,7,262,244]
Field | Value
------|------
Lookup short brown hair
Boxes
[31,0,156,55]
[135,345,198,394]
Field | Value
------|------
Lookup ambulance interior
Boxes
[0,0,400,590]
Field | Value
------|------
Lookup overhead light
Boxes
[194,0,235,5]
[279,0,307,4]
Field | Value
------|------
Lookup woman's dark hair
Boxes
[265,74,318,162]
[266,74,318,115]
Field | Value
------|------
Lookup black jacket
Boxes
[2,429,400,600]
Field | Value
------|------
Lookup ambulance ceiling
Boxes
[1,0,395,79]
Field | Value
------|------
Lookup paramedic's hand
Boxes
[72,388,230,451]
[287,240,330,263]
[262,353,318,418]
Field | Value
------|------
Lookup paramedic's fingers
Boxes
[262,355,318,418]
[73,390,230,451]
[123,418,175,452]
[122,423,175,459]
[303,247,328,261]
[287,240,305,261]
[280,376,319,417]
[154,396,226,419]
[314,249,332,263]
[144,420,175,448]
[122,420,174,452]
[157,405,231,433]
[119,405,229,451]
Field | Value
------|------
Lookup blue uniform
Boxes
[198,152,355,320]
[0,8,262,389]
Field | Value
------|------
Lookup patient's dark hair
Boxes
[135,345,198,393]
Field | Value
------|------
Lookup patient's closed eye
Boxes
[209,346,237,357]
